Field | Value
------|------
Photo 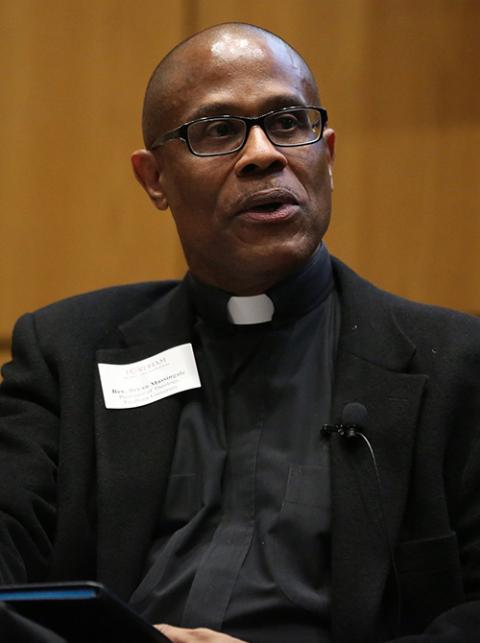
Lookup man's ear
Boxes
[131,149,169,210]
[323,128,335,191]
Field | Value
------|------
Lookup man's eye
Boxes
[272,115,298,131]
[204,121,238,138]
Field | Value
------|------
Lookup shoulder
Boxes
[33,281,179,321]
[331,256,480,351]
[12,281,181,353]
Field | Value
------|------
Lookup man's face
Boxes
[134,31,335,294]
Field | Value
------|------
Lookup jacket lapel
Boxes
[94,281,195,599]
[330,260,427,642]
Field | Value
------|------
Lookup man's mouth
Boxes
[249,202,284,212]
[234,189,299,222]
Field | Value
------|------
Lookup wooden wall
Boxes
[1,0,479,366]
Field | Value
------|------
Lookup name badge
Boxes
[98,343,201,409]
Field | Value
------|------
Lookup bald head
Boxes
[142,22,319,149]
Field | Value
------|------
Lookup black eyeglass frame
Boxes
[148,105,328,157]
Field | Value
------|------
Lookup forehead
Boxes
[162,31,318,126]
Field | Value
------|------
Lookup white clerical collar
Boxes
[227,294,275,325]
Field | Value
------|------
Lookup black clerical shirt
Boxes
[130,245,340,643]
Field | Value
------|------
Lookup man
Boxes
[1,22,480,643]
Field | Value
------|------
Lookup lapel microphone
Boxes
[322,401,403,637]
[322,402,368,439]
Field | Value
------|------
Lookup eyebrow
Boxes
[185,94,309,122]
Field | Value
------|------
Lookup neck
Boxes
[191,253,318,296]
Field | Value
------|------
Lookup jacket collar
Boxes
[332,256,416,371]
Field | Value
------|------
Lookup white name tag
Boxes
[98,343,201,409]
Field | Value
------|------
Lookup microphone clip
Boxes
[321,423,360,439]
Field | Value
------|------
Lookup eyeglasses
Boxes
[149,106,328,157]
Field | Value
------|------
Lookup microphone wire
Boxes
[354,430,403,638]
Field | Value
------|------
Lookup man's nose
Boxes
[234,125,288,176]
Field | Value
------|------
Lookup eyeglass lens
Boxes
[188,108,322,155]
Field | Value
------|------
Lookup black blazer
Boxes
[1,258,480,642]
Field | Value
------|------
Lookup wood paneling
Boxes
[1,0,479,367]
[0,0,189,340]
[330,1,480,312]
